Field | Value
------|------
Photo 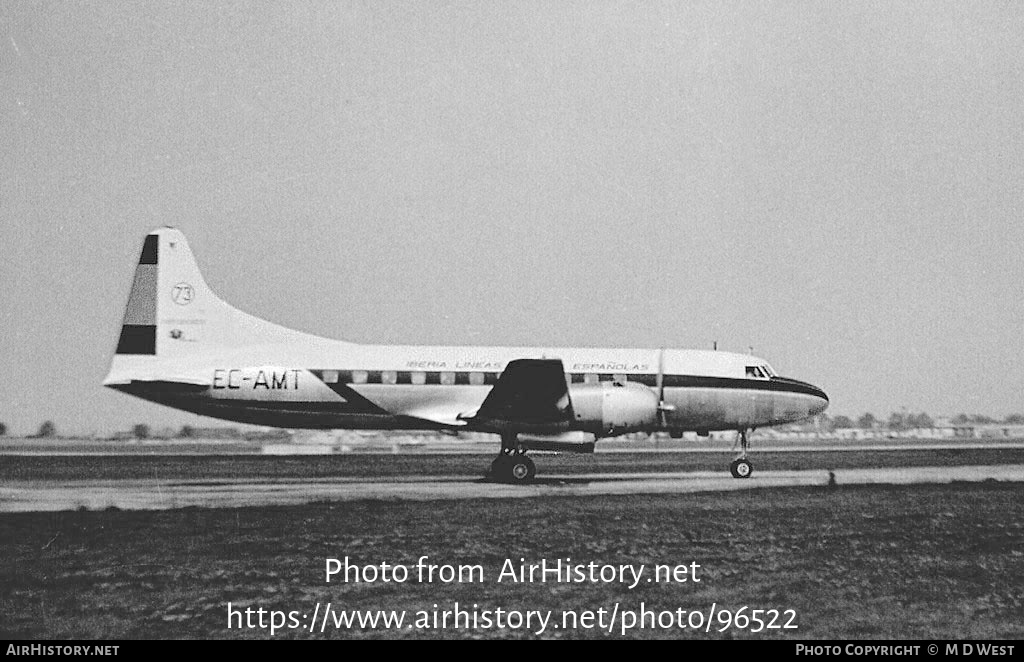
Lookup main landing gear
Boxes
[489,432,536,484]
[729,428,754,479]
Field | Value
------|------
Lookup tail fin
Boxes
[114,227,247,359]
[109,228,309,376]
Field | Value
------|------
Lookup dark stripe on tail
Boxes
[116,324,156,354]
[139,234,158,264]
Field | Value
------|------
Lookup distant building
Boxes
[755,420,1024,441]
[946,423,1024,439]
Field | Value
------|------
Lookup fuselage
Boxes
[109,343,828,435]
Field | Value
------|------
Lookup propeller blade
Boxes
[656,347,667,429]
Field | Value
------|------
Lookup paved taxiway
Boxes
[4,440,1023,456]
[2,464,1023,512]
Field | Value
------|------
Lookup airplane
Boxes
[104,228,829,483]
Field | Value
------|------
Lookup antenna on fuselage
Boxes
[713,340,717,350]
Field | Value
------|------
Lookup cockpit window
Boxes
[745,366,767,379]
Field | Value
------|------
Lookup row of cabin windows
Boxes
[319,370,778,386]
[319,370,661,386]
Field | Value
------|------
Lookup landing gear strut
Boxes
[489,432,536,484]
[729,428,753,479]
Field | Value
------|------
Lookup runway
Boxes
[2,464,1023,512]
[3,438,1022,456]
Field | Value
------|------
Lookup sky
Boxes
[1,1,1022,435]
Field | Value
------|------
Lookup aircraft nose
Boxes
[775,376,829,418]
[809,385,829,416]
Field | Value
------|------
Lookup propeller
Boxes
[654,347,676,436]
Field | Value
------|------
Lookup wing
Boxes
[471,358,571,425]
[378,358,572,429]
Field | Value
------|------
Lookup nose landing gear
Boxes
[729,428,754,479]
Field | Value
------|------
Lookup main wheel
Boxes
[729,458,753,479]
[506,455,536,484]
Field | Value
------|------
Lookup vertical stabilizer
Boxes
[114,227,244,359]
[107,228,312,384]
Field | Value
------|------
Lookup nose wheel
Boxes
[730,428,754,479]
[489,433,536,484]
[730,457,753,478]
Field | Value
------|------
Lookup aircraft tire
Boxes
[507,455,536,484]
[729,458,753,479]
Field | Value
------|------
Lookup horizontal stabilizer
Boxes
[103,374,211,387]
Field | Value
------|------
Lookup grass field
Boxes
[1,482,1022,639]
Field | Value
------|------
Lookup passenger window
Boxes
[411,372,426,385]
[613,373,626,383]
[382,371,397,385]
[469,372,485,385]
[440,371,455,385]
[322,370,339,384]
[353,370,368,384]
[584,373,598,384]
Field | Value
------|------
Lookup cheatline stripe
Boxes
[662,375,828,400]
[189,401,378,414]
[309,371,391,414]
[308,369,827,400]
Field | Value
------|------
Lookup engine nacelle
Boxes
[568,381,659,436]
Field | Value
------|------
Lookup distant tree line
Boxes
[823,412,1024,431]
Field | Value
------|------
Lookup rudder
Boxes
[114,234,159,355]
